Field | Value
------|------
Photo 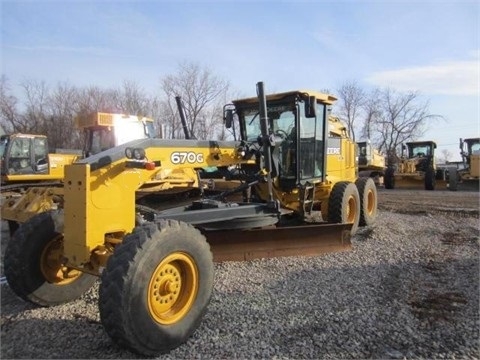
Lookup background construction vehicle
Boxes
[449,137,480,191]
[1,112,155,192]
[384,140,446,190]
[4,82,378,356]
[357,140,386,186]
[0,133,80,189]
[1,112,157,233]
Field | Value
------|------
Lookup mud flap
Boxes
[203,223,352,262]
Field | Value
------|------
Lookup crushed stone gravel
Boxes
[1,192,479,359]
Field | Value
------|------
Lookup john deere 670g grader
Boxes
[4,82,378,356]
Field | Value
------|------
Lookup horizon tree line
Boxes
[0,62,446,162]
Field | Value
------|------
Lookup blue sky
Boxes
[1,0,479,161]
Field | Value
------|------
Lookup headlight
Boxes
[133,148,146,160]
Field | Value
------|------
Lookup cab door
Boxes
[298,102,325,183]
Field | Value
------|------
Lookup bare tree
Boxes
[14,79,50,134]
[1,77,165,149]
[373,88,441,164]
[336,80,365,141]
[0,75,19,133]
[360,88,381,141]
[77,85,118,114]
[46,82,82,150]
[112,80,151,116]
[146,96,164,138]
[160,61,229,139]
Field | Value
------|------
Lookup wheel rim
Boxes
[366,189,375,215]
[148,252,198,325]
[346,195,357,223]
[40,235,82,285]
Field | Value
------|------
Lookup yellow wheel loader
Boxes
[449,137,480,191]
[384,140,447,190]
[4,82,378,356]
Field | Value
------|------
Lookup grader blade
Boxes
[393,176,426,189]
[394,176,448,190]
[203,223,352,262]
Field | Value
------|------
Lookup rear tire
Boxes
[355,177,378,227]
[4,211,97,306]
[328,182,360,236]
[384,167,395,189]
[99,219,214,356]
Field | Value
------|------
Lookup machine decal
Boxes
[170,151,204,164]
[327,138,342,155]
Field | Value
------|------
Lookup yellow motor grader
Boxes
[384,140,446,190]
[449,137,480,191]
[4,82,378,356]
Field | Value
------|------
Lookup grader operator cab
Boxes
[449,137,480,191]
[0,113,155,192]
[384,140,445,190]
[4,82,378,356]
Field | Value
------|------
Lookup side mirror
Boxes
[224,109,234,129]
[305,96,317,118]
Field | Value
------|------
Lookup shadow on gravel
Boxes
[0,286,37,316]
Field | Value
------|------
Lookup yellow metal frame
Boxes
[63,141,249,266]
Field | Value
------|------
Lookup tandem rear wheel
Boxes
[355,177,378,227]
[328,181,361,235]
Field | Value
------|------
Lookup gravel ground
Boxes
[1,189,479,359]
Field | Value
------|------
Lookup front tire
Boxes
[99,219,214,356]
[4,211,97,306]
[328,182,360,235]
[355,177,378,227]
[425,168,436,190]
[384,167,395,189]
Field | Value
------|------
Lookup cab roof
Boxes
[232,89,337,106]
[406,140,437,147]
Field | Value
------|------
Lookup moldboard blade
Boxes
[203,223,352,262]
